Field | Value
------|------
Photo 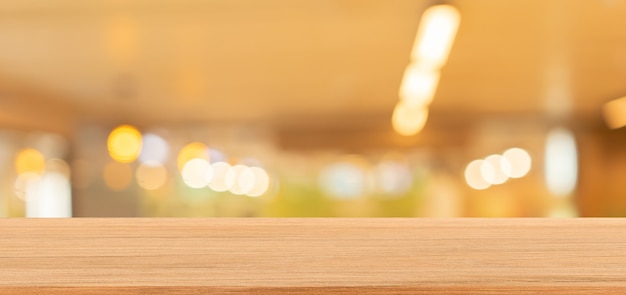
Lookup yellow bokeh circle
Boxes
[177,142,209,171]
[108,125,142,163]
[15,148,46,175]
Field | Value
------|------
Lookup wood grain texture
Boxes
[1,218,625,294]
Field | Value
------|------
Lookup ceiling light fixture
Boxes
[411,4,461,68]
[392,4,460,136]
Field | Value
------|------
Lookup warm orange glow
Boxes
[15,148,46,175]
[411,4,461,68]
[176,69,207,103]
[107,125,143,163]
[392,102,429,136]
[177,142,209,171]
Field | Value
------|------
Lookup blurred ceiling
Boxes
[0,0,625,132]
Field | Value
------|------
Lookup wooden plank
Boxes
[1,218,625,294]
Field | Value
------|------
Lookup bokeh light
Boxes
[482,154,510,185]
[502,148,532,178]
[544,128,578,197]
[25,172,71,218]
[181,158,212,189]
[479,159,496,185]
[399,65,440,107]
[208,162,232,192]
[136,161,168,190]
[246,167,270,197]
[2,1,626,219]
[177,142,209,171]
[103,162,133,191]
[225,164,251,195]
[392,102,429,136]
[15,148,46,175]
[139,133,170,165]
[411,4,461,68]
[237,166,256,195]
[107,125,142,163]
[465,159,490,190]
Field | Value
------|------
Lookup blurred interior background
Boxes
[2,0,626,217]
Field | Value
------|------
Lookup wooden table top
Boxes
[1,218,625,294]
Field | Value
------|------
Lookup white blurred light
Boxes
[499,156,513,177]
[225,164,251,195]
[246,167,270,197]
[544,127,578,197]
[16,172,72,218]
[139,133,170,165]
[319,162,366,199]
[208,162,232,192]
[465,160,490,190]
[399,65,440,107]
[181,158,213,189]
[26,172,71,218]
[502,148,532,178]
[411,4,461,68]
[479,160,496,185]
[238,167,256,195]
[483,154,510,185]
